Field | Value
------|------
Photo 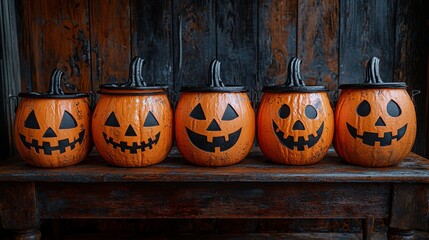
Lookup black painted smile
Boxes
[186,128,242,153]
[272,121,324,151]
[19,130,85,155]
[103,132,160,154]
[346,123,407,146]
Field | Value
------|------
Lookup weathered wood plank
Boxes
[297,0,339,90]
[394,0,429,157]
[339,0,396,85]
[0,182,39,230]
[172,0,216,90]
[389,184,429,231]
[258,0,297,87]
[38,182,390,219]
[90,0,131,90]
[1,151,429,183]
[26,0,91,93]
[17,0,31,92]
[215,0,257,91]
[131,0,173,86]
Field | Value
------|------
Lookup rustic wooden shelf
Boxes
[0,149,428,240]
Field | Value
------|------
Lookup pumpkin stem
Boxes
[208,59,225,87]
[127,56,147,87]
[48,69,65,95]
[285,57,305,87]
[365,57,383,83]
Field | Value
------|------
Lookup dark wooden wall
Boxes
[13,0,429,236]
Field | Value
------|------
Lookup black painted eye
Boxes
[357,100,371,117]
[59,111,78,129]
[105,112,120,127]
[305,105,317,119]
[24,110,40,129]
[222,104,238,120]
[144,111,159,127]
[278,104,290,119]
[387,100,401,117]
[190,103,206,120]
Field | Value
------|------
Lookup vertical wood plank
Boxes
[339,0,396,85]
[173,0,216,90]
[26,0,91,93]
[17,0,31,92]
[90,0,131,90]
[394,0,429,157]
[298,0,339,90]
[258,0,297,87]
[216,0,257,91]
[131,0,173,86]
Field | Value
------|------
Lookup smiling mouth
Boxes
[346,123,407,146]
[102,132,160,154]
[272,121,324,151]
[186,128,242,153]
[19,129,85,155]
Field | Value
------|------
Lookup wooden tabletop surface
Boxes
[0,148,428,183]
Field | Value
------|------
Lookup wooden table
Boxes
[0,149,428,240]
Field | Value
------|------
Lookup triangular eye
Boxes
[105,112,120,127]
[189,103,206,120]
[59,111,78,129]
[222,104,238,120]
[144,111,159,127]
[24,110,40,129]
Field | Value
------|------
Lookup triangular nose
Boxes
[292,120,305,130]
[43,127,57,138]
[207,119,221,131]
[375,117,386,126]
[125,125,137,136]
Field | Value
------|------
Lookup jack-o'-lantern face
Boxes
[92,93,173,167]
[186,102,241,152]
[273,102,323,151]
[257,92,334,165]
[334,88,416,167]
[175,92,255,166]
[102,111,161,153]
[14,97,92,168]
[346,99,406,146]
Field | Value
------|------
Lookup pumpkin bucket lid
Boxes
[18,69,89,99]
[180,59,247,93]
[340,57,407,89]
[263,57,328,93]
[99,56,169,93]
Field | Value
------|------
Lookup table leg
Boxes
[363,218,374,240]
[388,184,429,240]
[0,182,41,240]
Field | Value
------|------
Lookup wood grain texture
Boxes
[389,184,429,231]
[258,0,297,87]
[0,151,428,183]
[90,0,131,90]
[394,0,429,157]
[16,0,31,92]
[26,0,91,93]
[173,0,216,90]
[37,182,390,219]
[216,0,257,91]
[131,0,173,87]
[298,0,338,90]
[339,0,396,85]
[0,182,39,229]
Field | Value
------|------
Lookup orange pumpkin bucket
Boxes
[13,69,92,168]
[257,58,334,165]
[175,59,255,166]
[92,57,173,167]
[334,57,417,167]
